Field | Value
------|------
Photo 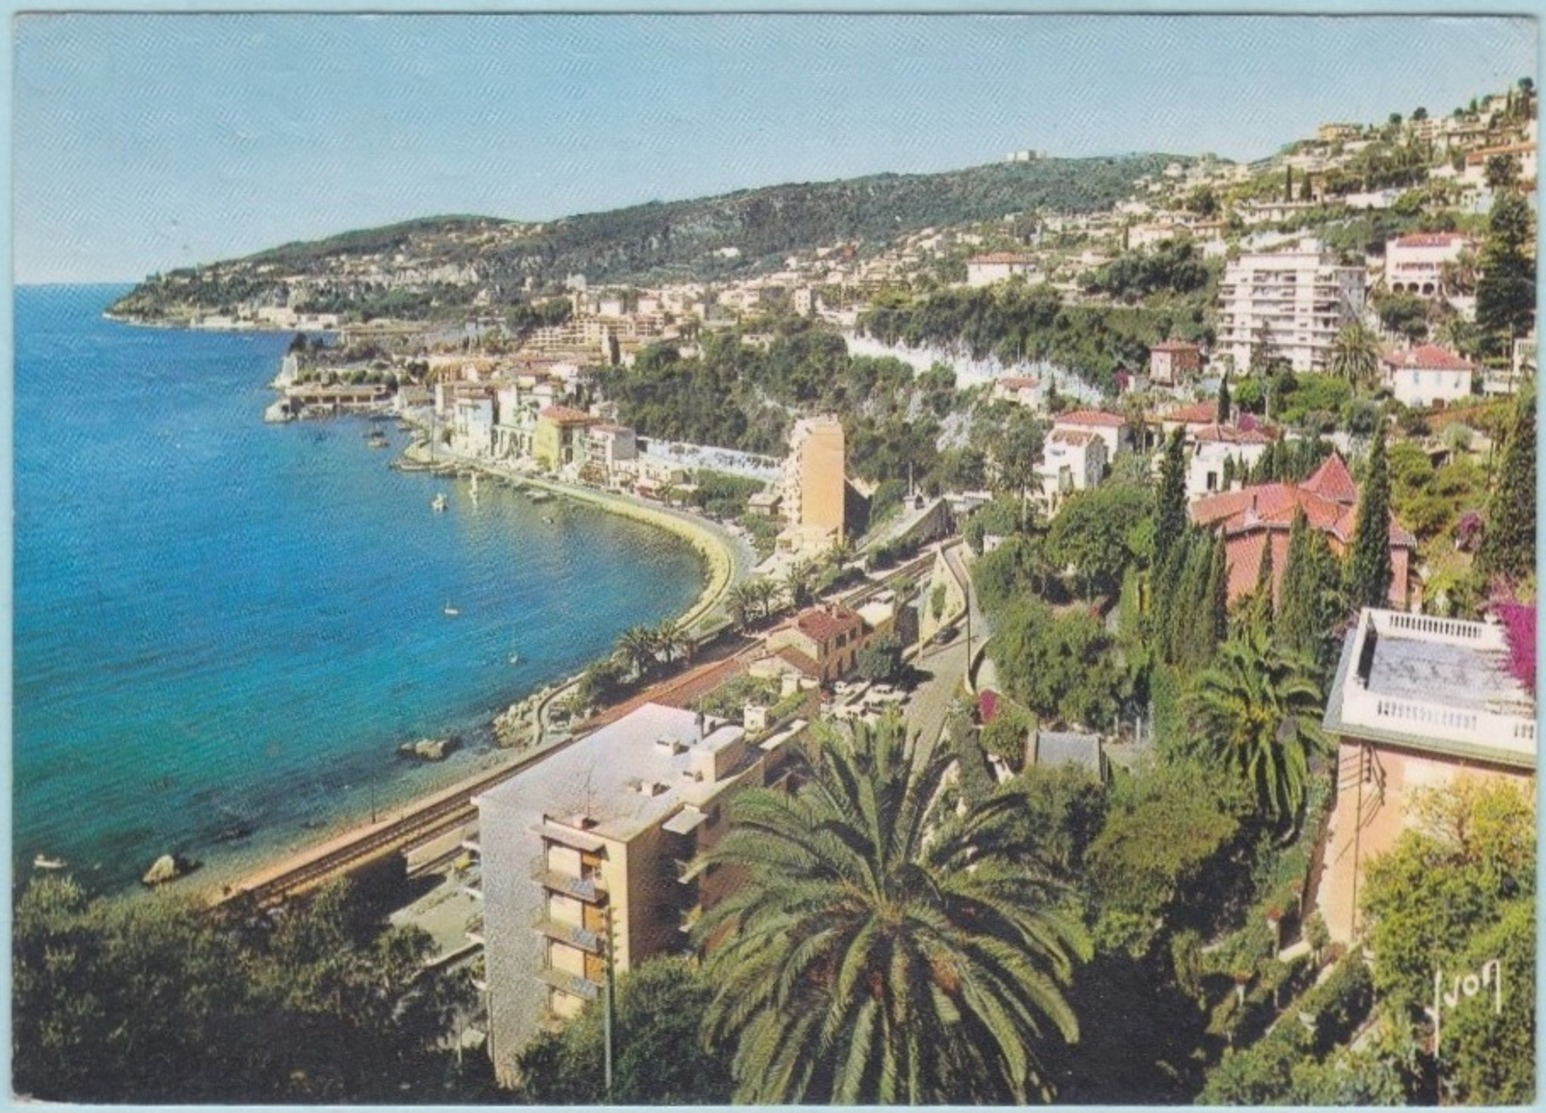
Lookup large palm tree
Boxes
[652,620,689,666]
[747,576,781,621]
[692,716,1090,1104]
[614,626,657,680]
[725,583,757,632]
[1327,321,1382,390]
[1187,624,1327,832]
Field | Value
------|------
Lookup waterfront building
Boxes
[1217,240,1367,373]
[583,423,638,473]
[1319,608,1536,944]
[1379,344,1476,408]
[472,702,807,1084]
[532,405,596,471]
[450,393,496,458]
[777,416,847,557]
[1189,453,1416,607]
[765,603,867,684]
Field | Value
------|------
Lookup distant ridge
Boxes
[110,152,1193,321]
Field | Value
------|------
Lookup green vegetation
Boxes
[512,957,733,1104]
[113,155,1181,320]
[11,878,488,1103]
[1476,382,1536,585]
[1360,779,1536,1104]
[693,715,1091,1103]
[1343,422,1393,610]
[1474,190,1536,358]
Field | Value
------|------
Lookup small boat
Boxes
[527,489,554,503]
[33,854,67,871]
[508,651,521,665]
[444,601,460,617]
[431,493,447,513]
[213,824,253,844]
[366,430,388,448]
[542,515,556,524]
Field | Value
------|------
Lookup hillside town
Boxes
[19,76,1538,1107]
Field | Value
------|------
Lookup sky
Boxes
[10,11,1538,284]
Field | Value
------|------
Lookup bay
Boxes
[12,285,703,890]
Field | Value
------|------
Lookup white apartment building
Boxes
[1217,240,1367,373]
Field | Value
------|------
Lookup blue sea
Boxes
[12,286,703,890]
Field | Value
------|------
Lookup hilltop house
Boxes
[1379,344,1476,408]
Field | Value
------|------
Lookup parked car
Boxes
[930,624,959,646]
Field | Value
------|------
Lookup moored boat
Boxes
[431,493,447,512]
[33,854,67,871]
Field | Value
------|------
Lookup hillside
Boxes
[109,153,1192,322]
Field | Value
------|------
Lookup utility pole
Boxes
[602,902,615,1102]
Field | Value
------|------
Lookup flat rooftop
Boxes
[475,703,754,844]
[1325,609,1536,769]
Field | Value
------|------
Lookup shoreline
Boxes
[171,432,753,904]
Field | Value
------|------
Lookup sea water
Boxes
[12,286,702,890]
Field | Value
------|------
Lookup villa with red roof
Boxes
[992,375,1045,410]
[1383,233,1477,299]
[1051,409,1130,457]
[765,604,868,684]
[1189,453,1416,607]
[1379,344,1476,408]
[1186,423,1277,499]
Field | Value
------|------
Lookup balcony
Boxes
[531,855,607,902]
[674,856,710,885]
[679,903,705,935]
[537,963,602,1001]
[532,910,604,954]
[466,914,485,946]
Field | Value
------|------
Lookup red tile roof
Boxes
[772,645,822,679]
[997,376,1042,390]
[538,405,595,424]
[1054,409,1127,428]
[1391,233,1474,248]
[792,605,863,644]
[1162,400,1220,425]
[1190,453,1413,603]
[1380,344,1475,372]
[1300,453,1358,504]
[1194,423,1275,445]
[1150,339,1201,353]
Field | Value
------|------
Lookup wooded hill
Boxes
[110,153,1191,321]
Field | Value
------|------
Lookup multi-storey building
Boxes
[1319,608,1536,944]
[1036,429,1107,512]
[778,415,847,556]
[1379,344,1476,408]
[1217,240,1366,373]
[1147,339,1202,387]
[472,702,806,1084]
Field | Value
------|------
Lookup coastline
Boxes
[173,439,753,904]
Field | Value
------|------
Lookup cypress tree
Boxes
[1278,508,1314,654]
[1344,422,1394,611]
[1221,453,1237,491]
[1217,371,1232,424]
[1154,427,1189,578]
[1207,530,1230,648]
[1477,383,1537,583]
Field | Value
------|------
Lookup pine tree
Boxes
[1217,371,1232,424]
[1239,531,1275,636]
[1344,422,1394,611]
[1477,383,1537,583]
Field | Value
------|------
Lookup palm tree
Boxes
[726,582,757,632]
[1188,624,1327,833]
[747,576,781,621]
[614,626,657,681]
[693,716,1090,1104]
[784,559,818,610]
[652,620,689,667]
[1327,321,1382,390]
